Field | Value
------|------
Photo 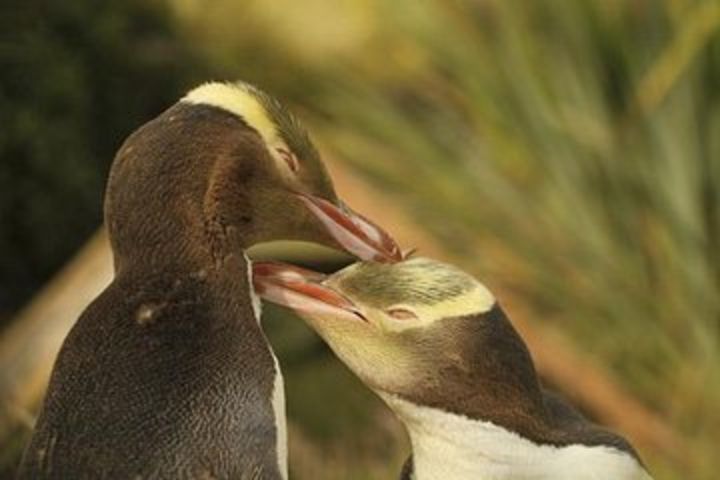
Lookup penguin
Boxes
[18,81,402,479]
[252,257,654,480]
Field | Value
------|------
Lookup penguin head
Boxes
[253,258,649,459]
[105,81,401,265]
[182,82,335,206]
[252,256,541,416]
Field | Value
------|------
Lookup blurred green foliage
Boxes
[0,0,206,318]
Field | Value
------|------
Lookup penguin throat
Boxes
[380,394,649,480]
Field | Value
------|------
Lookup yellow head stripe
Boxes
[415,283,494,323]
[181,82,277,144]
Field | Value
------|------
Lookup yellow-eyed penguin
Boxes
[253,257,653,480]
[18,81,402,479]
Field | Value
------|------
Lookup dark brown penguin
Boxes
[18,81,401,479]
[253,258,653,480]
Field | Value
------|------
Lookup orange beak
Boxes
[252,261,366,322]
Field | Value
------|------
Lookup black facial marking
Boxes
[393,305,643,461]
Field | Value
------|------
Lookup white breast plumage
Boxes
[381,393,652,480]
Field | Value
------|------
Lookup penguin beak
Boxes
[296,193,403,263]
[252,262,366,322]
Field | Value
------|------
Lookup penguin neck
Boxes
[105,102,261,276]
[109,216,251,278]
[105,146,256,276]
[380,393,649,480]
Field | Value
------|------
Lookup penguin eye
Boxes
[276,147,299,173]
[386,307,418,321]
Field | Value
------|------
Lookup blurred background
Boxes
[1,0,718,478]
